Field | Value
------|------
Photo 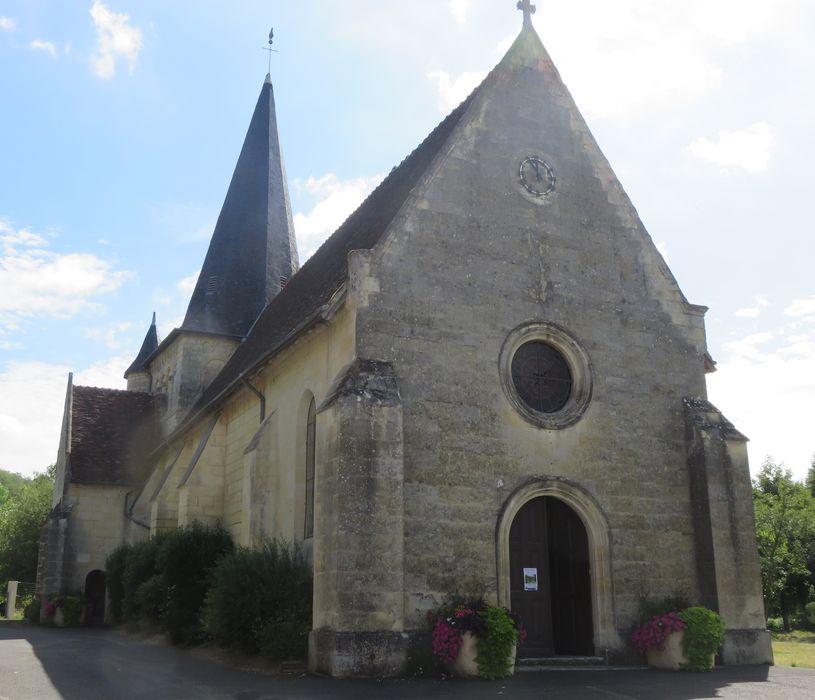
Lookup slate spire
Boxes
[124,312,159,378]
[182,73,300,337]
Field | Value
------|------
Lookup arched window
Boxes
[304,397,316,539]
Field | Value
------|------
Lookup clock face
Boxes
[519,156,556,197]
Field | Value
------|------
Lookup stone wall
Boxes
[63,484,132,592]
[340,27,743,666]
[136,302,357,547]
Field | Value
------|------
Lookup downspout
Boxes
[124,491,150,531]
[241,377,266,422]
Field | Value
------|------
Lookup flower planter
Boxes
[646,630,714,671]
[446,631,517,678]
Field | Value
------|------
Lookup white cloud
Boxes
[708,324,815,482]
[0,220,131,332]
[691,0,803,46]
[177,271,199,297]
[428,70,486,112]
[735,307,761,318]
[30,39,57,58]
[0,356,128,475]
[293,173,383,259]
[450,0,472,23]
[83,322,133,350]
[0,16,16,31]
[785,296,815,319]
[542,2,724,120]
[74,355,129,389]
[688,122,775,174]
[723,331,773,360]
[89,1,143,79]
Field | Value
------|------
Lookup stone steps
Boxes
[516,656,618,672]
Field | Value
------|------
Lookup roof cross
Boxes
[262,26,278,74]
[517,0,536,25]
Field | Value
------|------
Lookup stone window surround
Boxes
[499,321,593,429]
[495,477,620,655]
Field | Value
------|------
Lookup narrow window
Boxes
[304,398,316,539]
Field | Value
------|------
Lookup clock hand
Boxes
[532,160,543,181]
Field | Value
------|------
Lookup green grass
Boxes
[772,630,815,669]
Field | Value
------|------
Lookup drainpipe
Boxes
[241,377,266,422]
[124,491,150,531]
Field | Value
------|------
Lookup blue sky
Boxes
[1,1,813,479]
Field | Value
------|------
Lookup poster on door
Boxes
[523,567,538,591]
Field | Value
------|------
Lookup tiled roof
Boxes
[70,386,160,486]
[172,86,480,435]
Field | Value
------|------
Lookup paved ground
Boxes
[1,622,813,700]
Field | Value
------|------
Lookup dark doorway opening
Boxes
[509,496,593,657]
[84,570,106,626]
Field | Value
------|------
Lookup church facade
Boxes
[37,13,772,676]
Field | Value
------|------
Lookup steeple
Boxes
[181,73,300,337]
[124,313,159,392]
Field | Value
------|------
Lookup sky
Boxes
[0,1,813,480]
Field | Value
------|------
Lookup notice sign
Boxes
[523,567,538,591]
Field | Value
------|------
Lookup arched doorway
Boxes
[509,497,593,656]
[84,570,106,626]
[496,479,620,657]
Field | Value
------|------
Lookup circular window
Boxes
[511,341,573,413]
[499,323,592,429]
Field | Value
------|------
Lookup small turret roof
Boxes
[124,312,158,378]
[181,74,299,338]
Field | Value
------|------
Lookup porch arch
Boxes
[496,478,620,653]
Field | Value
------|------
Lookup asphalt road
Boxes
[1,622,813,700]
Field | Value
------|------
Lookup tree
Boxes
[0,472,54,584]
[807,454,815,498]
[753,459,815,630]
[0,469,28,500]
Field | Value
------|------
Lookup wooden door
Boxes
[510,498,554,656]
[509,497,594,657]
[547,498,594,655]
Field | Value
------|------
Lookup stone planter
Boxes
[446,631,517,678]
[646,630,714,671]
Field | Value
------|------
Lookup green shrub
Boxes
[53,595,83,627]
[133,574,166,623]
[122,535,166,621]
[24,598,40,624]
[475,606,519,680]
[157,524,233,644]
[257,619,310,662]
[767,617,784,633]
[105,543,131,622]
[805,602,815,627]
[678,607,725,672]
[205,540,312,656]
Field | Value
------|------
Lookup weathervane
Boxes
[262,27,278,73]
[517,0,536,26]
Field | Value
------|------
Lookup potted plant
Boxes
[631,605,724,671]
[429,596,526,679]
[44,595,84,628]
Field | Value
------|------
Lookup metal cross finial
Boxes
[517,0,536,25]
[262,26,278,74]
